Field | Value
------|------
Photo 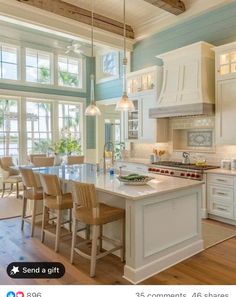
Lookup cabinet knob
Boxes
[217,69,220,73]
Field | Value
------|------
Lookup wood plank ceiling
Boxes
[16,0,186,39]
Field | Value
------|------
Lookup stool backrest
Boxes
[40,173,62,197]
[20,168,39,189]
[71,181,98,209]
[33,157,54,167]
[28,154,46,164]
[66,155,84,165]
[0,156,14,169]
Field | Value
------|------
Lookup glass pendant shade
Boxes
[85,0,101,117]
[115,0,134,112]
[85,102,101,116]
[116,93,135,111]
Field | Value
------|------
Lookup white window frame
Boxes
[57,53,84,90]
[0,42,20,83]
[25,48,54,85]
[0,89,85,165]
[96,49,120,83]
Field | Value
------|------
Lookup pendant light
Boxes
[85,0,101,116]
[116,0,134,112]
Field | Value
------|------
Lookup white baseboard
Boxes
[123,239,204,284]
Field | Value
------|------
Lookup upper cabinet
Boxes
[127,65,162,97]
[214,42,236,144]
[124,66,168,143]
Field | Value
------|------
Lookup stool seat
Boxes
[74,203,125,225]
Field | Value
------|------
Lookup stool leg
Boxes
[86,224,90,240]
[1,183,5,198]
[31,200,36,237]
[69,209,72,233]
[41,205,47,243]
[120,217,125,262]
[55,209,61,252]
[99,225,103,252]
[70,218,77,264]
[90,225,99,278]
[16,182,19,199]
[21,196,27,231]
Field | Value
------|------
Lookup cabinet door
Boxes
[139,95,156,142]
[124,99,139,141]
[216,79,236,144]
[216,50,236,80]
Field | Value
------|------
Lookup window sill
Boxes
[0,79,86,93]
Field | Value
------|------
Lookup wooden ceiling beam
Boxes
[144,0,185,15]
[16,0,135,39]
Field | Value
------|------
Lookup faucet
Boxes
[103,141,114,172]
[182,152,190,164]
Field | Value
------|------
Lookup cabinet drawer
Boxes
[208,184,234,204]
[208,174,234,186]
[208,201,234,219]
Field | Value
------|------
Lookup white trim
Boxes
[123,240,203,284]
[0,2,134,51]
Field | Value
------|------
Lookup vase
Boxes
[54,154,61,166]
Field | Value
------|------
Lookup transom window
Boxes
[102,52,117,76]
[26,48,52,84]
[59,103,81,140]
[58,55,82,88]
[0,98,19,159]
[26,100,52,154]
[0,44,18,80]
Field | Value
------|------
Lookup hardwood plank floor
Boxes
[0,218,236,285]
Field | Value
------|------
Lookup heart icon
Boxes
[16,292,24,297]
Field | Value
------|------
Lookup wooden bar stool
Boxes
[19,168,43,237]
[39,173,73,252]
[70,181,125,278]
[32,157,55,167]
[66,156,84,165]
[0,157,22,199]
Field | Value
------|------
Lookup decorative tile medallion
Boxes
[187,130,213,147]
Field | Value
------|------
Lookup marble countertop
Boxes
[205,168,236,176]
[33,164,203,200]
[116,158,150,166]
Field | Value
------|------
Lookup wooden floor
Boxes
[1,217,236,285]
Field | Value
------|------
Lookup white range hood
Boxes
[149,41,215,118]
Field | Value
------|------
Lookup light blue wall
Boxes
[132,2,236,70]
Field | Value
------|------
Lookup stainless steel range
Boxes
[148,161,219,181]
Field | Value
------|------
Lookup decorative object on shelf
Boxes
[115,0,134,112]
[85,0,101,116]
[117,173,153,185]
[187,130,213,147]
[153,148,166,162]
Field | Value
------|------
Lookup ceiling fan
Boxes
[65,41,92,57]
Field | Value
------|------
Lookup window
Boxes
[0,99,19,159]
[58,103,81,141]
[26,49,52,84]
[96,50,119,83]
[0,44,18,80]
[102,52,117,76]
[58,55,82,88]
[26,100,52,154]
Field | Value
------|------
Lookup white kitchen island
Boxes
[34,164,204,284]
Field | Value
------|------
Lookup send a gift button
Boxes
[7,262,65,279]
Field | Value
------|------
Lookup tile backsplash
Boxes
[130,116,236,165]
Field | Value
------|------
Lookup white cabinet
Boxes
[207,173,236,222]
[214,42,236,144]
[124,66,168,143]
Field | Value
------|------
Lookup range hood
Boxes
[149,42,215,118]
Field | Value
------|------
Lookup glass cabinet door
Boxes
[219,51,236,76]
[127,100,138,140]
